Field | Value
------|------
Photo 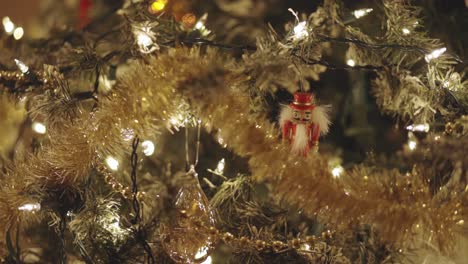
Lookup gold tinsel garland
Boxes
[0,47,466,254]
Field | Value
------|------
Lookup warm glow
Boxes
[293,21,308,40]
[195,247,209,261]
[408,140,417,150]
[32,122,46,134]
[15,59,29,73]
[142,140,155,156]
[194,14,211,36]
[13,27,24,40]
[150,0,167,12]
[347,59,356,67]
[137,33,153,49]
[402,28,410,35]
[2,16,14,33]
[106,156,120,171]
[331,165,344,178]
[18,203,41,212]
[214,158,225,174]
[425,47,446,62]
[353,8,373,19]
[406,123,429,132]
[201,256,212,264]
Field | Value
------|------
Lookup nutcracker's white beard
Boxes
[291,124,308,154]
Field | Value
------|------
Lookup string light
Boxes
[346,59,356,67]
[142,140,155,156]
[195,14,211,36]
[331,165,344,178]
[105,156,119,171]
[214,158,225,174]
[407,132,417,151]
[2,16,14,34]
[13,27,24,40]
[300,243,311,251]
[402,28,410,35]
[425,47,446,62]
[194,247,209,261]
[201,256,212,264]
[32,122,47,134]
[18,203,41,212]
[352,8,373,19]
[149,0,167,13]
[14,59,29,74]
[132,22,159,54]
[406,123,430,132]
[293,21,309,40]
[288,8,308,40]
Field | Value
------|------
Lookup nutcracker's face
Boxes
[292,108,312,124]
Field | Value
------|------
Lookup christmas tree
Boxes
[0,0,467,263]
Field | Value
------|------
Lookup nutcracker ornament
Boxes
[279,92,331,156]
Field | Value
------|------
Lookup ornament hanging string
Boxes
[184,120,202,170]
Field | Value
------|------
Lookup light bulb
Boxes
[105,156,119,171]
[346,59,356,67]
[32,122,46,134]
[406,123,429,132]
[142,140,155,156]
[293,21,308,40]
[149,0,167,13]
[13,27,24,40]
[2,16,14,34]
[214,158,225,174]
[352,8,373,19]
[18,203,41,212]
[201,256,212,264]
[15,59,29,73]
[194,247,209,261]
[331,165,344,178]
[408,140,417,150]
[402,28,410,35]
[425,47,446,62]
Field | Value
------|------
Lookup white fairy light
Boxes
[352,8,373,19]
[13,27,24,40]
[407,132,417,151]
[15,59,29,73]
[406,123,430,132]
[2,16,14,34]
[288,8,308,40]
[425,47,446,62]
[195,247,209,261]
[32,122,46,134]
[142,140,155,156]
[300,243,311,251]
[293,21,309,40]
[105,156,119,171]
[132,22,159,54]
[137,33,152,48]
[408,140,417,150]
[346,59,356,67]
[214,158,225,174]
[331,165,344,178]
[195,13,211,36]
[201,256,212,264]
[402,28,411,35]
[18,203,41,212]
